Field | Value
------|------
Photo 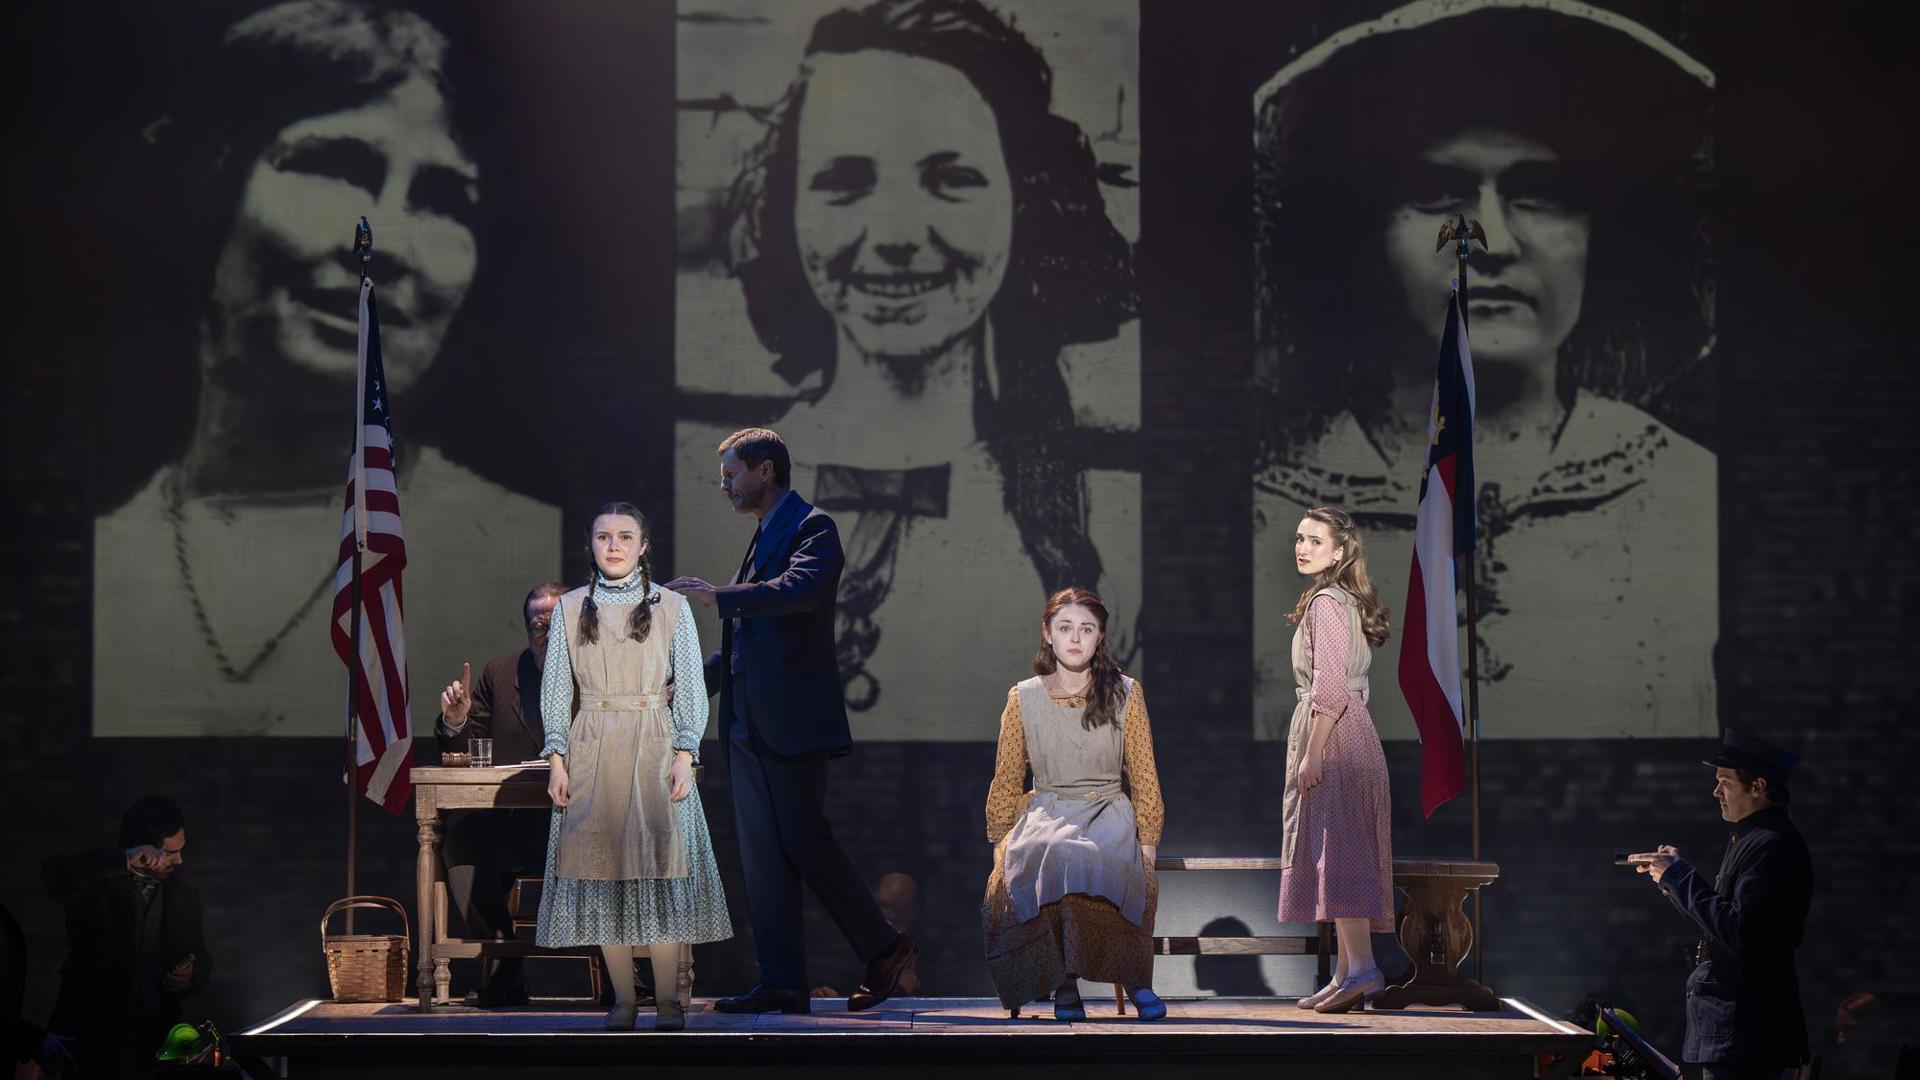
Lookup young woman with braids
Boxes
[1276,507,1396,1014]
[981,588,1166,1021]
[535,503,731,1030]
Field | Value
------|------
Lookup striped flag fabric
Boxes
[330,279,413,814]
[1397,291,1476,816]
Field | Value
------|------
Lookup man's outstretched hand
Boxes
[663,577,716,605]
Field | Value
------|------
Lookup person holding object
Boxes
[1275,507,1395,1014]
[432,582,568,1007]
[981,587,1167,1021]
[664,428,919,1015]
[1629,731,1812,1079]
[534,504,731,1031]
[43,797,209,1078]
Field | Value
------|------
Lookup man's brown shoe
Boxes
[847,935,919,1012]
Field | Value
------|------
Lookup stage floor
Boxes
[230,995,1593,1079]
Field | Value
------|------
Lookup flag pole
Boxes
[342,217,374,932]
[1447,212,1486,983]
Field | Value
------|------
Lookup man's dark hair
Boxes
[718,427,791,488]
[523,581,568,627]
[119,796,187,849]
[1735,769,1791,805]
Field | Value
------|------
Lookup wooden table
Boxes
[409,763,557,1012]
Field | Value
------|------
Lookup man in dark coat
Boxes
[1632,731,1813,1080]
[667,427,918,1016]
[44,796,209,1079]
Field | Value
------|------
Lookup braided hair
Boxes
[578,501,659,644]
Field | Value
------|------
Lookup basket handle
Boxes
[320,895,412,945]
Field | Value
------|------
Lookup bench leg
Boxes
[1316,923,1335,987]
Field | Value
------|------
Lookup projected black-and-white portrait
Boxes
[675,0,1141,740]
[1250,0,1719,741]
[92,0,560,737]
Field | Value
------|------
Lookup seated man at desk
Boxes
[436,581,571,1006]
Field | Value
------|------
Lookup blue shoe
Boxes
[1053,989,1086,1021]
[1128,987,1167,1022]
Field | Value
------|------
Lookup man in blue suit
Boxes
[666,427,918,1014]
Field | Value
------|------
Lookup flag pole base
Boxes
[1371,857,1502,1012]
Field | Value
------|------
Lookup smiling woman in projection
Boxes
[92,0,559,737]
[1249,0,1721,743]
[675,0,1142,739]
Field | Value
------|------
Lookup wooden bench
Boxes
[1151,855,1334,979]
[1142,855,1501,1014]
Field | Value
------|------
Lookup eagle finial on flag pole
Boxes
[1434,215,1487,255]
[355,216,373,285]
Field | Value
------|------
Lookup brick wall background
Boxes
[3,1,1916,1076]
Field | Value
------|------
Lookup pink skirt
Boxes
[1277,704,1394,931]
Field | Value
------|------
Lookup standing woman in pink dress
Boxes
[1277,506,1395,1013]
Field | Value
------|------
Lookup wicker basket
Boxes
[321,896,411,1003]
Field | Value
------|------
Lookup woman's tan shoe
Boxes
[1313,968,1387,1014]
[1296,977,1341,1009]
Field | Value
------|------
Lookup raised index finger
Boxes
[461,661,472,688]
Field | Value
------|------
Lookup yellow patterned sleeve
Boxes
[985,688,1031,844]
[1123,683,1165,846]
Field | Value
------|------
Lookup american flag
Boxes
[331,279,412,814]
[1397,290,1475,816]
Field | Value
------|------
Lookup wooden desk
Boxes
[409,764,556,1012]
[409,762,706,1012]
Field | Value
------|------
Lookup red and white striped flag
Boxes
[330,278,412,814]
[1397,291,1476,816]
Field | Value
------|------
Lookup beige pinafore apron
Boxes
[1279,587,1371,871]
[552,592,688,881]
[999,676,1150,927]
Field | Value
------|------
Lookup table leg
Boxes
[415,811,441,1012]
[1373,878,1500,1011]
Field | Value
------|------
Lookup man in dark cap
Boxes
[44,796,209,1079]
[1630,731,1812,1079]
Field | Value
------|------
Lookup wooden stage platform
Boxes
[229,995,1593,1078]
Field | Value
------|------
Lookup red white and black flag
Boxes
[1397,291,1476,816]
[331,278,412,814]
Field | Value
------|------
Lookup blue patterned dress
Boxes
[534,575,732,946]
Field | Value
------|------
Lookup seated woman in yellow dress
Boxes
[981,587,1166,1021]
